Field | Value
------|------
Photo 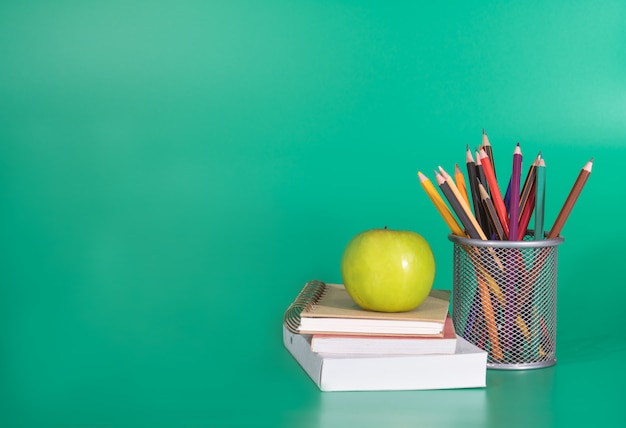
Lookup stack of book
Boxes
[283,280,487,392]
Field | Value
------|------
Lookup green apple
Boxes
[340,227,436,312]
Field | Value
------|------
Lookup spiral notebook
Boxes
[283,280,450,336]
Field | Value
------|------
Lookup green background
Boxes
[1,1,624,427]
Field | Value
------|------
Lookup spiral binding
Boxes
[283,280,328,334]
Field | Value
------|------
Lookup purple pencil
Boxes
[508,143,522,241]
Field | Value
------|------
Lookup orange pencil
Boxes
[477,270,503,360]
[479,149,510,239]
[454,164,470,207]
[547,158,594,239]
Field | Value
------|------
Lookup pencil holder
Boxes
[449,233,564,370]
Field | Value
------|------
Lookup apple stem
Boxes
[384,225,388,230]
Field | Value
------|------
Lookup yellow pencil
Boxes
[417,171,465,236]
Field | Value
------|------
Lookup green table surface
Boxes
[2,1,625,427]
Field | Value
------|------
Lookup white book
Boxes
[283,325,487,392]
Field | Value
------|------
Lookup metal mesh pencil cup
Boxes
[449,234,564,370]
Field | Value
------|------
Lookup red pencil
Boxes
[482,129,497,179]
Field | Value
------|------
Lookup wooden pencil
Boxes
[478,182,507,240]
[534,158,546,240]
[475,149,488,189]
[479,149,510,239]
[454,163,470,207]
[465,147,485,227]
[482,129,497,179]
[477,269,503,360]
[547,158,593,239]
[435,171,482,240]
[438,166,488,240]
[475,150,493,238]
[515,150,540,239]
[508,143,523,241]
[417,171,465,236]
[519,152,541,222]
[517,182,536,240]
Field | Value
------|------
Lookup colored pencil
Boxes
[417,171,465,236]
[463,286,481,338]
[438,166,487,240]
[534,158,546,240]
[517,181,536,240]
[465,147,484,226]
[479,149,509,238]
[515,151,540,239]
[477,269,503,360]
[454,163,470,207]
[508,143,523,241]
[478,182,507,240]
[519,152,541,222]
[474,150,493,238]
[546,158,593,239]
[482,129,497,179]
[439,168,504,270]
[475,150,488,192]
[435,171,482,240]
